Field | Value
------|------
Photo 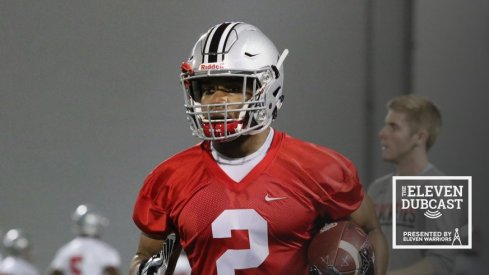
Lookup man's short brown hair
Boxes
[387,95,442,150]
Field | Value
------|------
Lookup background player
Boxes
[47,204,121,275]
[0,228,39,275]
[130,22,388,275]
[368,95,460,274]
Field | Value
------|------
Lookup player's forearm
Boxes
[368,227,389,275]
[130,233,166,275]
[49,270,63,275]
[129,254,147,275]
[104,266,120,275]
[350,195,389,275]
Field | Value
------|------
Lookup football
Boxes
[307,220,374,275]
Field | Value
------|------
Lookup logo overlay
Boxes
[199,62,225,70]
[264,194,287,202]
[393,176,472,249]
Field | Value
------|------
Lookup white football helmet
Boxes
[2,228,32,256]
[72,204,109,237]
[180,22,288,141]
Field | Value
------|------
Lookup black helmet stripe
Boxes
[201,26,215,63]
[202,22,242,63]
[221,22,241,61]
[207,22,230,63]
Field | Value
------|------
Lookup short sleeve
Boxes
[316,155,364,220]
[132,170,171,239]
[104,247,121,267]
[49,249,64,269]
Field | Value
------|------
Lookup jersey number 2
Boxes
[211,209,269,274]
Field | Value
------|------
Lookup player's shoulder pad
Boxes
[284,134,355,166]
[281,134,358,182]
[148,142,204,176]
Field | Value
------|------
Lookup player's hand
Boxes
[360,247,375,275]
[137,233,178,275]
[137,251,165,275]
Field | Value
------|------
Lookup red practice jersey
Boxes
[133,131,364,275]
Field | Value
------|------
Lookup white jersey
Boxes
[0,256,39,275]
[49,237,120,275]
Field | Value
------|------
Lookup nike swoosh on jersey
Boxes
[265,194,287,202]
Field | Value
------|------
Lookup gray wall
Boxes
[413,0,489,262]
[1,0,487,272]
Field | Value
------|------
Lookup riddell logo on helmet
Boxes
[199,63,225,70]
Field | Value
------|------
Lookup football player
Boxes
[0,228,39,275]
[48,204,121,275]
[130,22,388,275]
